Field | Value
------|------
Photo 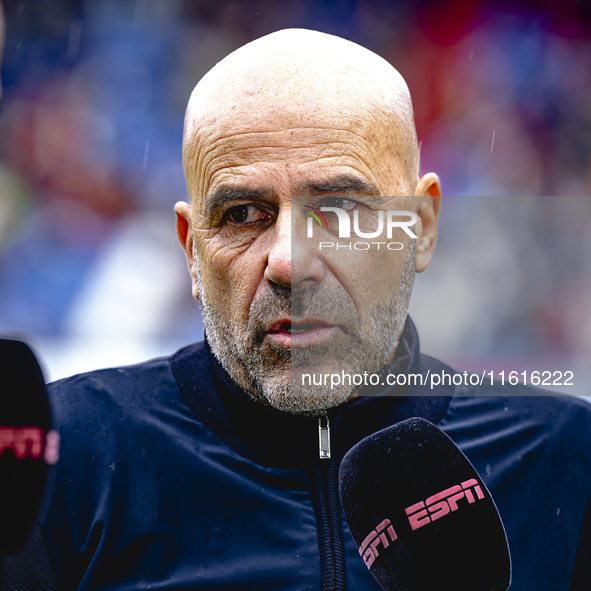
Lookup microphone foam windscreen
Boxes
[0,339,55,555]
[339,418,511,591]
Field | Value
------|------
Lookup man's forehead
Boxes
[187,82,396,162]
[183,29,419,200]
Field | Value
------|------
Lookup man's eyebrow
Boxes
[205,187,272,216]
[297,175,380,196]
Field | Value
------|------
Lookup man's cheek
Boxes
[228,254,268,305]
[335,249,405,304]
[200,242,261,310]
[203,242,244,286]
[200,226,264,258]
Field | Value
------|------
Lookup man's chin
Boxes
[250,367,355,416]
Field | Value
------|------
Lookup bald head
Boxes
[182,28,420,201]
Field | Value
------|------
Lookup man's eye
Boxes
[319,197,358,211]
[226,204,272,224]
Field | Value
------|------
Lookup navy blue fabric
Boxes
[27,318,591,590]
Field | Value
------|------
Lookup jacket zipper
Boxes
[318,415,331,459]
[310,413,346,590]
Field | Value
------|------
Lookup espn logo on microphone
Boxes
[0,426,60,465]
[357,478,486,571]
[405,478,485,531]
[358,518,398,568]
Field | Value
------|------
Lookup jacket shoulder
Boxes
[47,341,206,433]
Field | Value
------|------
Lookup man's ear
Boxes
[414,173,441,273]
[174,201,200,301]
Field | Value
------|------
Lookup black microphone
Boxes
[0,339,59,555]
[339,417,511,591]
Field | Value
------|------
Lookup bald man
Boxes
[175,29,440,417]
[5,29,591,591]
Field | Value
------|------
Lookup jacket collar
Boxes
[171,317,451,470]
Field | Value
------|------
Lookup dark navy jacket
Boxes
[8,319,591,590]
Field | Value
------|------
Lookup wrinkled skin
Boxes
[175,29,441,414]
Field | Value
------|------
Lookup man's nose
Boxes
[264,207,324,287]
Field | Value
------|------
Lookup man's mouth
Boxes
[271,321,332,334]
[267,320,336,347]
[281,323,324,335]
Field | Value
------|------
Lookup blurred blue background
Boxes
[0,0,590,394]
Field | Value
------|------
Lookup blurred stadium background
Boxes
[0,0,590,395]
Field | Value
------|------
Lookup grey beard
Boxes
[194,241,416,415]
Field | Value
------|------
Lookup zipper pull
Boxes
[318,414,331,460]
